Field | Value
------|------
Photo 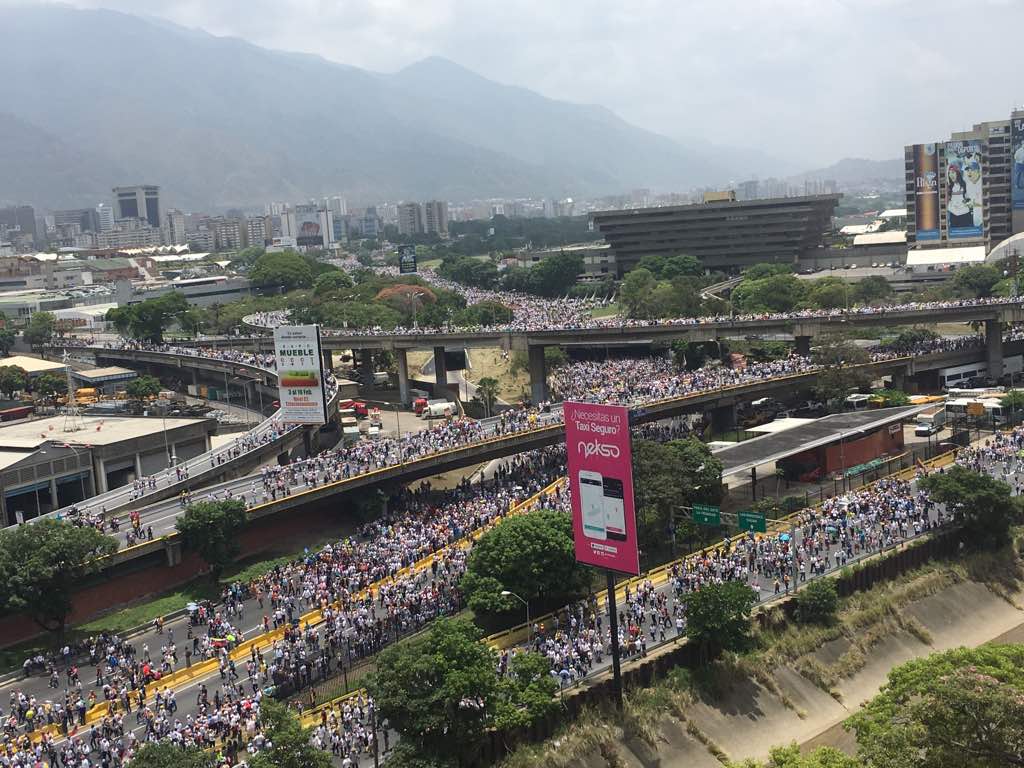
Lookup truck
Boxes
[422,398,457,419]
[914,406,946,437]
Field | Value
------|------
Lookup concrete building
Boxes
[590,194,841,274]
[361,207,381,239]
[53,209,100,233]
[246,216,270,248]
[187,226,216,252]
[397,202,424,236]
[96,204,115,233]
[163,209,187,246]
[514,243,615,282]
[0,414,214,525]
[904,110,1024,253]
[113,185,161,229]
[96,222,163,249]
[423,200,449,237]
[211,217,243,251]
[71,366,138,394]
[0,205,38,249]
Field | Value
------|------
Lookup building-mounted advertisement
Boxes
[912,143,940,241]
[1012,118,1024,211]
[944,140,984,239]
[273,324,327,425]
[294,208,324,247]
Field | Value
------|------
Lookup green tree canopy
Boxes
[176,499,249,581]
[456,300,513,327]
[951,264,1002,298]
[795,577,839,624]
[128,743,216,768]
[636,253,703,280]
[811,336,872,409]
[251,250,315,291]
[0,328,16,356]
[0,364,28,398]
[474,376,500,417]
[248,699,331,768]
[438,256,500,289]
[918,465,1020,548]
[852,275,894,304]
[683,580,757,663]
[32,371,67,400]
[312,270,354,295]
[872,388,909,406]
[460,509,590,615]
[22,312,55,350]
[733,273,807,313]
[0,520,118,634]
[105,293,189,343]
[729,744,862,768]
[620,267,658,319]
[804,277,850,310]
[501,252,583,298]
[125,374,162,400]
[847,645,1024,768]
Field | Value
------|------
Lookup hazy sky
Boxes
[37,0,1024,167]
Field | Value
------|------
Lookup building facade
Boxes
[246,216,270,248]
[397,202,424,236]
[112,185,161,229]
[423,200,449,237]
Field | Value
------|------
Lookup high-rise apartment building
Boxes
[246,216,270,248]
[324,196,348,217]
[361,207,381,239]
[397,202,424,236]
[0,205,38,247]
[163,209,187,245]
[53,208,100,233]
[904,110,1024,252]
[113,185,161,229]
[96,204,115,232]
[423,200,449,237]
[212,217,244,251]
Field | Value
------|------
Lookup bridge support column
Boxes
[795,335,812,357]
[191,368,199,388]
[889,369,906,392]
[433,346,449,397]
[709,404,736,434]
[986,319,1004,380]
[164,539,183,568]
[359,348,372,375]
[529,345,547,404]
[396,348,410,406]
[322,348,333,373]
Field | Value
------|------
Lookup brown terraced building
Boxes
[590,193,841,274]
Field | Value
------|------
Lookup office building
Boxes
[163,209,187,246]
[246,216,270,248]
[96,223,164,249]
[0,205,38,247]
[904,109,1024,253]
[53,208,100,233]
[423,200,449,237]
[397,202,424,236]
[112,186,161,229]
[325,196,348,217]
[211,217,243,251]
[96,204,115,232]
[187,226,215,251]
[361,207,381,239]
[590,194,841,274]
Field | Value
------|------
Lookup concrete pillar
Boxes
[191,368,199,388]
[889,369,906,392]
[95,456,107,493]
[433,346,449,396]
[359,348,373,374]
[164,539,183,567]
[710,404,736,434]
[134,453,143,481]
[795,335,812,357]
[49,478,58,511]
[986,319,1004,380]
[169,443,178,466]
[396,348,410,406]
[528,345,547,404]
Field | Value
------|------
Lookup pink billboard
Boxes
[565,401,640,576]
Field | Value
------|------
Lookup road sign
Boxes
[692,503,720,526]
[737,510,767,533]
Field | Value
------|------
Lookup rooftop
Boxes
[853,231,907,246]
[906,246,986,266]
[73,366,138,382]
[0,355,67,375]
[0,414,207,450]
[713,406,927,478]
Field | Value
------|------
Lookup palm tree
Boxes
[476,377,500,418]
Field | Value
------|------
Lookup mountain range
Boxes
[0,5,734,211]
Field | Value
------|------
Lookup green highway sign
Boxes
[692,503,721,526]
[737,510,767,533]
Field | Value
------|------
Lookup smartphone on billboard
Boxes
[602,477,627,541]
[578,470,606,539]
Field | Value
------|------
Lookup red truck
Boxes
[338,399,369,418]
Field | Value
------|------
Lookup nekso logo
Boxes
[577,440,620,459]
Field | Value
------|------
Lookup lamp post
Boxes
[501,590,530,634]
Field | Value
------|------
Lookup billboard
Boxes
[398,244,417,274]
[295,209,323,247]
[912,143,940,241]
[944,140,984,239]
[273,324,327,425]
[565,402,639,575]
[1013,118,1024,210]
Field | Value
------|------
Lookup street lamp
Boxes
[501,590,530,632]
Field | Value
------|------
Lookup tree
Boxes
[0,365,27,398]
[369,618,499,760]
[527,251,584,297]
[0,520,118,635]
[804,277,850,310]
[872,388,909,407]
[918,465,1019,548]
[620,267,658,318]
[459,509,590,615]
[248,699,332,768]
[733,273,806,313]
[683,580,756,663]
[128,743,216,768]
[729,745,862,768]
[376,284,436,324]
[494,650,559,729]
[176,500,248,581]
[847,645,1024,768]
[475,376,500,417]
[811,336,872,409]
[250,250,315,291]
[852,275,894,304]
[22,312,55,350]
[456,301,513,327]
[312,270,354,295]
[795,577,838,624]
[32,371,66,401]
[0,328,15,356]
[106,293,190,343]
[125,374,162,400]
[951,264,1001,298]
[178,307,206,337]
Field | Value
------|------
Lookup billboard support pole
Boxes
[605,570,623,711]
